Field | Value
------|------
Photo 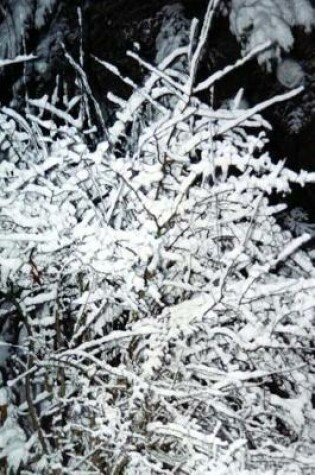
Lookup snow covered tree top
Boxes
[230,0,315,67]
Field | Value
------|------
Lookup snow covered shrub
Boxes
[0,1,315,473]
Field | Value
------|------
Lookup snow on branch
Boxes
[217,86,304,135]
[0,2,314,473]
[194,41,273,93]
[0,54,36,68]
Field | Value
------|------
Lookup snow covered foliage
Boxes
[0,1,315,473]
[276,58,305,89]
[155,3,190,64]
[230,0,315,68]
[0,0,57,59]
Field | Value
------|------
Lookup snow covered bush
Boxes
[0,1,315,473]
